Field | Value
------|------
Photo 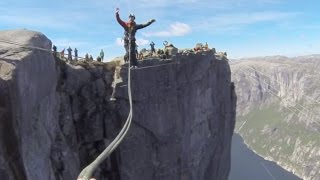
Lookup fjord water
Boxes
[229,134,301,180]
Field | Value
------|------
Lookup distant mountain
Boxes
[231,55,320,180]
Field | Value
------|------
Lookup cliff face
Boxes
[113,56,236,179]
[0,30,236,180]
[231,56,320,180]
[0,30,58,180]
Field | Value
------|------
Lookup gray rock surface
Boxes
[0,29,236,180]
[0,29,58,180]
[231,56,320,180]
[113,55,236,180]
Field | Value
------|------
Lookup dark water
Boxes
[229,134,301,180]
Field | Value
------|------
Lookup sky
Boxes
[0,0,319,61]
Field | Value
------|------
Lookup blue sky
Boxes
[0,0,319,61]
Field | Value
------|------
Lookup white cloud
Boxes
[136,38,149,46]
[115,37,149,46]
[143,22,191,37]
[195,11,300,31]
[52,38,88,48]
[118,0,197,8]
[115,38,124,46]
[111,0,285,11]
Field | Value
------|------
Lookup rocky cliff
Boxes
[231,56,320,180]
[0,29,236,180]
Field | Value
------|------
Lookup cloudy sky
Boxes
[0,0,319,61]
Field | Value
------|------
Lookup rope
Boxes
[260,162,276,180]
[0,39,87,61]
[231,59,320,106]
[0,39,52,52]
[0,32,133,179]
[122,60,178,70]
[230,60,320,126]
[234,64,298,132]
[232,60,320,118]
[77,41,134,180]
[230,60,320,132]
[230,60,315,117]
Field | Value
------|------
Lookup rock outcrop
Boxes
[0,30,58,180]
[0,29,236,180]
[231,56,320,180]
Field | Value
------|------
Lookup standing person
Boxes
[150,41,155,54]
[100,49,104,61]
[115,8,156,68]
[204,42,209,50]
[163,41,168,48]
[52,45,57,57]
[74,48,78,61]
[67,46,72,61]
[85,53,89,61]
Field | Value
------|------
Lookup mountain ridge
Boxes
[231,56,320,180]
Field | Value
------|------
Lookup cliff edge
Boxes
[0,29,236,180]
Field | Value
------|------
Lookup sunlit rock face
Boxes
[0,29,236,180]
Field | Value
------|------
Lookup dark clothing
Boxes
[150,42,155,53]
[53,45,57,52]
[85,54,89,61]
[129,42,138,66]
[116,12,154,66]
[100,50,104,60]
[74,48,78,61]
[67,47,72,61]
[52,45,57,57]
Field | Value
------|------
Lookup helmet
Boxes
[129,14,135,20]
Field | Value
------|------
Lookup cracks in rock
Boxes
[131,121,160,142]
[251,67,264,101]
[0,80,27,180]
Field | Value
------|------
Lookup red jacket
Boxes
[116,12,153,40]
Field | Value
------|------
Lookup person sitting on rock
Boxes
[139,51,144,60]
[116,8,156,68]
[97,56,102,62]
[60,48,65,59]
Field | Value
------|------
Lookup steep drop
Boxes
[0,29,236,180]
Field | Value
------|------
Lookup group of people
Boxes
[52,45,79,62]
[52,45,105,62]
[53,9,217,67]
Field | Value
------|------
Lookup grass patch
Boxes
[236,103,320,161]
